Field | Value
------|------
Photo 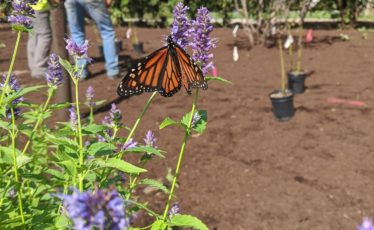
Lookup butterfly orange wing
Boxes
[117,46,182,97]
[174,45,208,94]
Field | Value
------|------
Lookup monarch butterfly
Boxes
[117,36,208,97]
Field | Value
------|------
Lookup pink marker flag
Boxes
[212,66,218,77]
[306,29,313,43]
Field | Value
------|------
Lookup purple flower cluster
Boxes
[171,2,190,49]
[65,37,90,60]
[143,130,157,148]
[122,138,138,151]
[85,85,95,107]
[0,73,23,118]
[61,188,129,230]
[45,53,64,87]
[190,7,216,74]
[97,104,122,142]
[168,202,180,218]
[8,0,37,29]
[359,218,374,230]
[69,106,78,130]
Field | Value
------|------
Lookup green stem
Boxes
[162,89,199,221]
[0,32,21,106]
[21,89,55,156]
[89,107,94,124]
[121,92,157,157]
[10,108,26,229]
[74,82,84,191]
[296,26,303,73]
[278,37,286,95]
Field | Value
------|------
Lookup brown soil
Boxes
[1,26,374,230]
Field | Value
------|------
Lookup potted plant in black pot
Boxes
[270,30,295,121]
[287,0,319,94]
[131,24,144,54]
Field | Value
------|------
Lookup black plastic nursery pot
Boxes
[133,42,144,54]
[287,71,306,94]
[269,89,295,121]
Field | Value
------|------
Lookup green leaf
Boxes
[46,133,78,149]
[16,155,32,168]
[48,103,71,110]
[169,214,209,230]
[59,160,77,177]
[4,85,45,104]
[45,169,65,180]
[140,178,169,193]
[151,220,167,230]
[92,158,146,174]
[88,142,116,156]
[82,124,109,135]
[181,110,207,134]
[159,117,178,129]
[123,146,165,158]
[59,58,74,75]
[95,100,106,106]
[0,146,14,164]
[0,120,11,131]
[206,76,232,84]
[54,215,70,229]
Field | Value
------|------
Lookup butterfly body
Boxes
[117,36,208,97]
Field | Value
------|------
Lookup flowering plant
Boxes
[0,2,228,230]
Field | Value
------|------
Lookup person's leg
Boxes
[64,0,89,78]
[27,27,36,77]
[85,0,119,78]
[31,10,52,77]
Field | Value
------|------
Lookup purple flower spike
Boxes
[8,15,32,29]
[8,0,36,30]
[191,111,201,128]
[85,85,95,107]
[0,73,23,118]
[168,202,180,218]
[143,130,157,148]
[69,106,78,130]
[45,53,64,87]
[109,103,122,126]
[358,218,374,230]
[122,138,138,151]
[65,37,90,60]
[190,7,216,74]
[171,2,190,49]
[60,188,129,230]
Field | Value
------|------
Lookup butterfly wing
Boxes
[174,45,208,94]
[117,46,182,97]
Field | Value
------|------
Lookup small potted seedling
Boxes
[287,0,319,93]
[269,32,295,121]
[128,22,143,54]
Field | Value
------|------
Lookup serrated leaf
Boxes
[140,178,169,193]
[151,220,167,230]
[59,160,77,177]
[123,146,164,158]
[48,103,71,110]
[92,158,146,174]
[46,133,78,149]
[206,76,232,84]
[88,142,116,156]
[45,169,65,180]
[169,214,209,230]
[0,120,11,131]
[0,146,14,164]
[54,215,70,229]
[159,117,178,129]
[4,85,45,104]
[82,124,108,135]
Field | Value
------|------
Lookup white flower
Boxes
[233,46,239,62]
[232,24,239,38]
[126,28,132,39]
[284,34,294,49]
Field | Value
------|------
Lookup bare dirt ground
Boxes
[1,26,374,230]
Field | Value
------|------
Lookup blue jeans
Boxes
[64,0,119,78]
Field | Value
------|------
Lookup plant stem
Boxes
[21,89,55,155]
[0,32,22,106]
[278,37,286,95]
[296,25,303,73]
[74,82,84,191]
[118,92,157,159]
[10,108,26,229]
[162,89,199,221]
